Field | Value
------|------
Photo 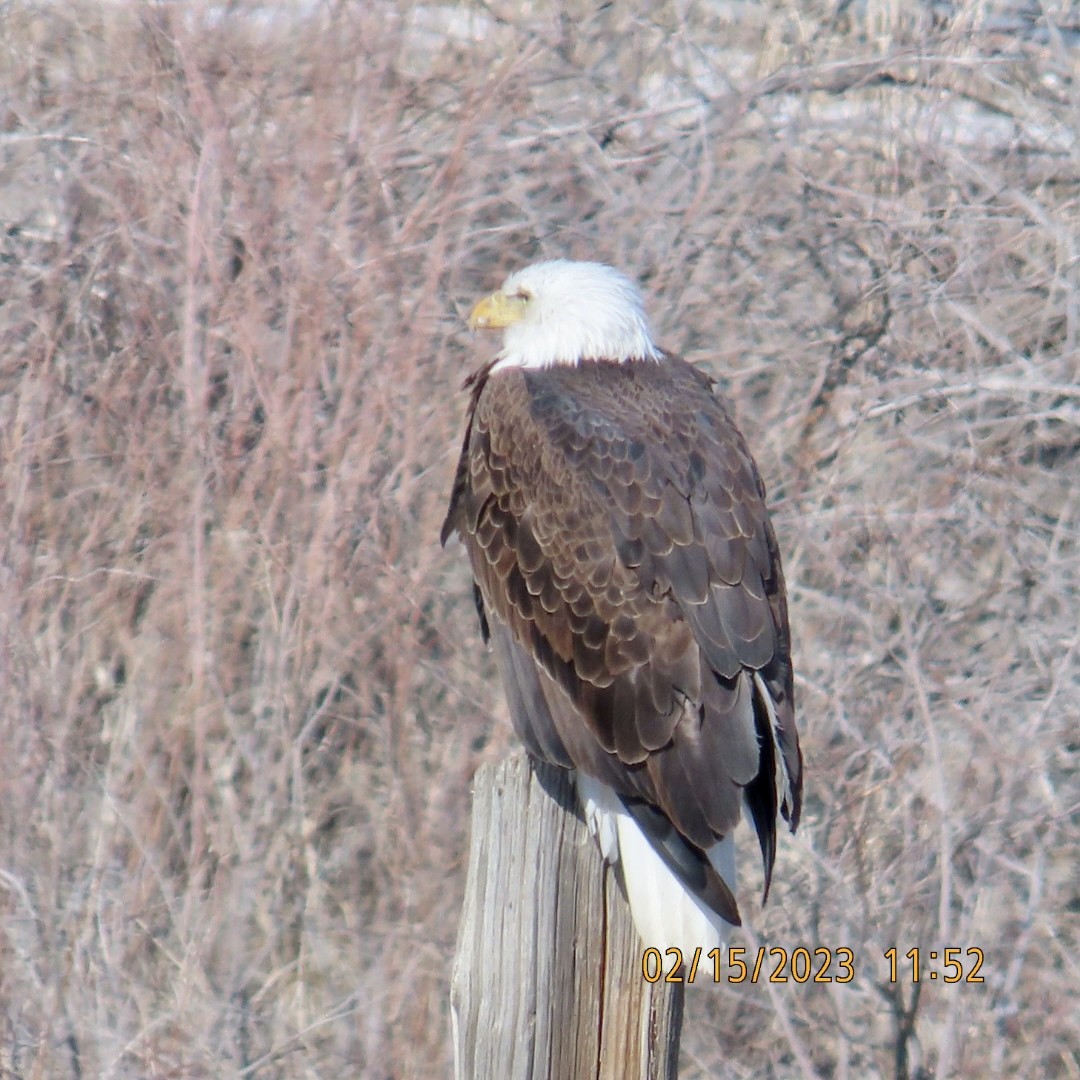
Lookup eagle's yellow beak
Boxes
[467,290,528,331]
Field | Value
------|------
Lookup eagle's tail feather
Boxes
[577,774,735,959]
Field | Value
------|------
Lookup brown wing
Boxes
[442,355,802,921]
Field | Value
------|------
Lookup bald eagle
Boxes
[442,260,802,955]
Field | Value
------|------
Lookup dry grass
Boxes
[0,1,1077,1077]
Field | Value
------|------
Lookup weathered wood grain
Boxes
[451,752,683,1080]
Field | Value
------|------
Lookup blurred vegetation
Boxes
[0,1,1077,1077]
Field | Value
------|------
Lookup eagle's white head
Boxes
[468,259,662,371]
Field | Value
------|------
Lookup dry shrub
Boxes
[0,2,1076,1077]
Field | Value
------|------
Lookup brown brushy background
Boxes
[1,2,1077,1077]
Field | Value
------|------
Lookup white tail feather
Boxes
[752,670,793,817]
[577,775,734,957]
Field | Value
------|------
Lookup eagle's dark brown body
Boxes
[443,355,801,928]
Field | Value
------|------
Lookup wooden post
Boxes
[450,752,683,1079]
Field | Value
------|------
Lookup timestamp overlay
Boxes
[641,945,987,985]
